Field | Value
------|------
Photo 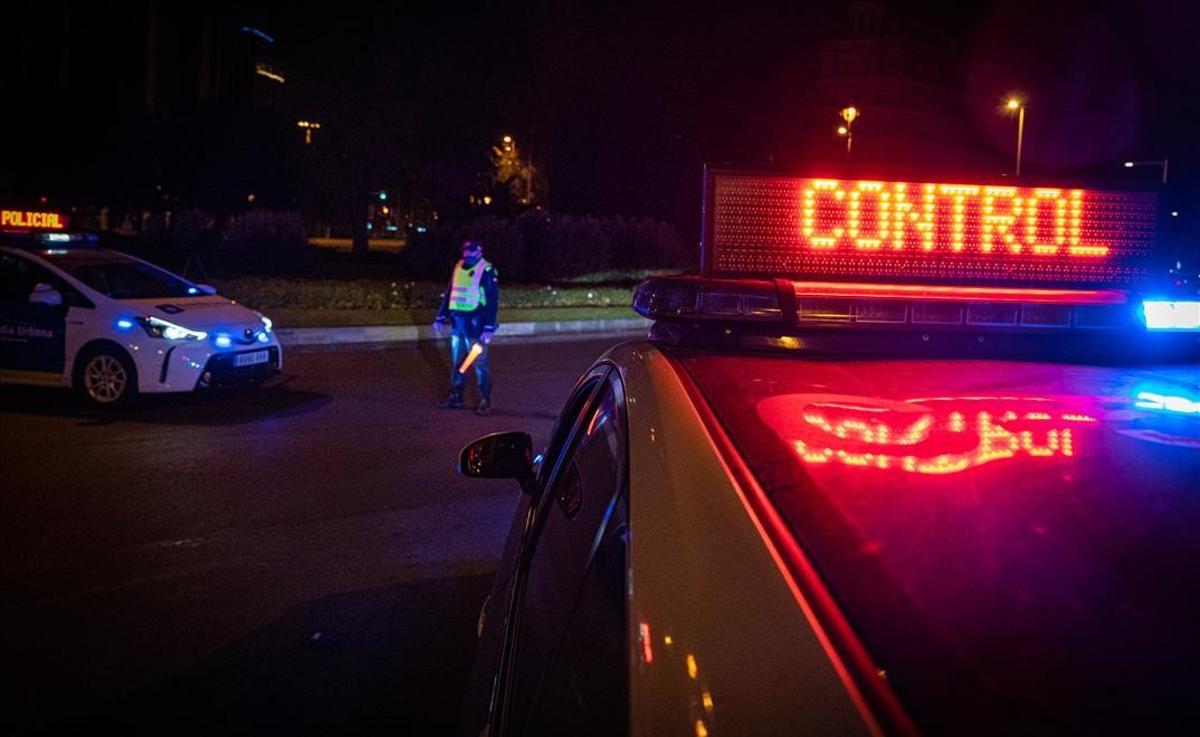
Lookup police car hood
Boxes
[676,352,1200,734]
[125,296,264,329]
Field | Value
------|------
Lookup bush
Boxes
[401,212,689,282]
[217,210,318,273]
[208,275,634,312]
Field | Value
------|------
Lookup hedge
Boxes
[401,211,691,282]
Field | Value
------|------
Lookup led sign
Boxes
[1,209,68,230]
[758,394,1098,476]
[704,171,1159,285]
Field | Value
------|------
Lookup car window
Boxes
[461,372,612,737]
[537,372,605,487]
[527,490,628,736]
[0,252,25,301]
[506,377,627,733]
[0,252,91,308]
[46,254,196,299]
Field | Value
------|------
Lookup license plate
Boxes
[235,350,270,367]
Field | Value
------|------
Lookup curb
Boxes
[276,317,653,347]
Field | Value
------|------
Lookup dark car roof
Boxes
[675,349,1200,735]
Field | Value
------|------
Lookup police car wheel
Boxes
[76,347,138,407]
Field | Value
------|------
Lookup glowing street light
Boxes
[254,63,285,84]
[1004,98,1025,177]
[1123,159,1169,184]
[297,119,321,145]
[839,106,859,158]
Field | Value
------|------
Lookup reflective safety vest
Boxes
[448,258,492,312]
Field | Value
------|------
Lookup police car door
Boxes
[499,369,629,736]
[0,251,71,382]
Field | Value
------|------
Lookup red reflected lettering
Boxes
[758,394,1098,476]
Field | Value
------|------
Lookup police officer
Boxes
[433,240,499,415]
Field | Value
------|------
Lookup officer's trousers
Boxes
[448,312,491,400]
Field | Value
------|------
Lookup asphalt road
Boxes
[0,335,628,736]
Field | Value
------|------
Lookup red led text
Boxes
[800,180,1106,257]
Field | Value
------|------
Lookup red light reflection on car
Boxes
[758,394,1098,475]
[638,621,653,664]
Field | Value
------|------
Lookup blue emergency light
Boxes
[1142,301,1200,331]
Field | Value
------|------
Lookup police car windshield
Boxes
[677,349,1200,735]
[45,252,197,299]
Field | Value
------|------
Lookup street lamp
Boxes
[1005,98,1025,177]
[839,106,859,159]
[1123,159,1169,184]
[297,119,321,145]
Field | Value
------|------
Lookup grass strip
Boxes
[267,305,637,328]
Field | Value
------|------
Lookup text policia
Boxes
[707,174,1159,284]
[1,209,68,230]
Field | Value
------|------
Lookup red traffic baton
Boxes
[457,342,484,374]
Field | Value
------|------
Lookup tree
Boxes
[489,134,538,207]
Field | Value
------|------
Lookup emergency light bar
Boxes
[635,275,1200,340]
[633,276,1149,332]
[701,168,1159,287]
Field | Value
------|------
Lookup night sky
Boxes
[3,0,1197,240]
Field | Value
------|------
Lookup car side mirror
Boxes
[29,283,63,307]
[194,283,218,295]
[459,431,537,495]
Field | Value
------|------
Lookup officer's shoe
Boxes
[475,398,492,416]
[437,392,464,409]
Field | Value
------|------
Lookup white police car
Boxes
[456,170,1199,736]
[0,233,281,406]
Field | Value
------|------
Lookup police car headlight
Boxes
[261,315,273,333]
[136,316,208,341]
